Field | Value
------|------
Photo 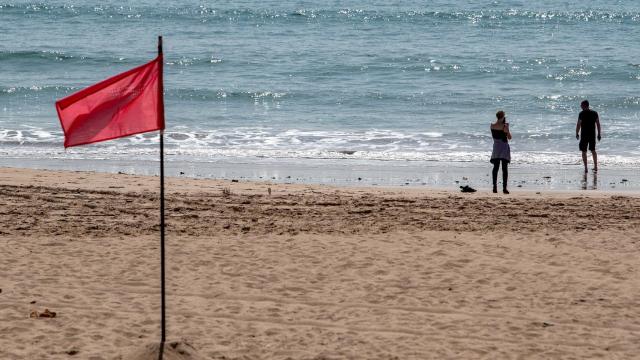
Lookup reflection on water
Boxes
[581,172,598,190]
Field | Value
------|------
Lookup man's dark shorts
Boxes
[579,136,596,152]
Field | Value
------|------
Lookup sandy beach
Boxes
[1,167,639,359]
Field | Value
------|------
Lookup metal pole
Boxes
[158,35,166,360]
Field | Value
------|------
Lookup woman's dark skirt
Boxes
[490,140,511,164]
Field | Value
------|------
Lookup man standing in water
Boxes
[576,100,602,173]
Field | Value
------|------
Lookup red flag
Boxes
[56,55,164,147]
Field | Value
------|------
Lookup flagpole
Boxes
[158,35,166,360]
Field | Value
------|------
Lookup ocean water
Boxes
[2,1,640,178]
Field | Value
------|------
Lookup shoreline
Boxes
[0,156,637,192]
[1,166,639,198]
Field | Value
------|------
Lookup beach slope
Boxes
[1,168,639,359]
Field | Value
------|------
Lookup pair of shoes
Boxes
[503,189,510,194]
[460,185,477,193]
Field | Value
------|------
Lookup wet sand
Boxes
[0,156,638,191]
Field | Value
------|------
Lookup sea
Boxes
[1,0,640,189]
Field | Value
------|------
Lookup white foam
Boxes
[1,127,639,167]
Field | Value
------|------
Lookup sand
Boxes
[1,167,639,359]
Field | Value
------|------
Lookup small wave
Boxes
[0,50,75,61]
[166,89,288,102]
[535,94,580,101]
[2,143,639,167]
[0,128,63,144]
[0,127,449,151]
[532,94,640,111]
[546,66,594,81]
[0,49,146,67]
[0,124,638,166]
[399,62,463,73]
[262,8,640,25]
[0,85,289,102]
[165,55,224,67]
[0,85,79,97]
[4,4,640,24]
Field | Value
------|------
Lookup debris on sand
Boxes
[30,308,57,318]
[460,185,477,193]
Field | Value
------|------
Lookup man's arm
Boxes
[596,115,602,141]
[576,119,581,140]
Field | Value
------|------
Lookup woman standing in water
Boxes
[490,110,512,194]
